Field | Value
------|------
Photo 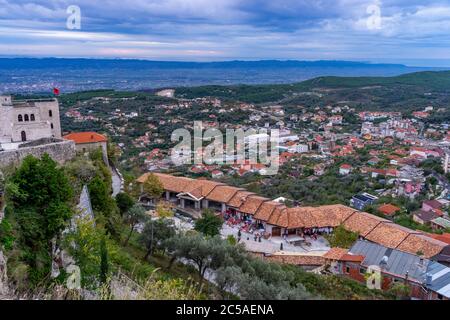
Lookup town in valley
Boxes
[2,0,450,304]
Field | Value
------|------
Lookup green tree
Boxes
[155,202,174,218]
[194,209,223,237]
[8,154,73,284]
[215,266,244,299]
[115,192,135,216]
[388,282,411,300]
[65,158,97,185]
[123,204,147,245]
[0,219,15,250]
[0,169,5,200]
[143,173,164,201]
[89,176,110,213]
[65,217,107,288]
[226,235,237,246]
[325,225,359,249]
[165,233,212,282]
[140,218,176,260]
[107,140,118,165]
[165,233,312,298]
[88,175,118,225]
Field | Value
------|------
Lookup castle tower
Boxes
[0,95,62,145]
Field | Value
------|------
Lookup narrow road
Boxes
[111,166,123,197]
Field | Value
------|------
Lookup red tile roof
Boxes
[226,191,255,208]
[427,233,450,245]
[378,204,401,216]
[324,248,348,260]
[253,201,285,222]
[239,196,269,215]
[340,254,365,263]
[135,173,449,259]
[206,185,243,203]
[64,132,107,144]
[365,223,419,249]
[343,211,388,237]
[397,233,448,258]
[137,173,193,193]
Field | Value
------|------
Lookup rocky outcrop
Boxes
[53,185,95,279]
[0,249,9,297]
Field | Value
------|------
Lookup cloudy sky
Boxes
[1,0,450,66]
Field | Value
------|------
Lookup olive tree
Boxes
[123,204,147,245]
[140,218,176,260]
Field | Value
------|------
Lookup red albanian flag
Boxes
[53,87,60,96]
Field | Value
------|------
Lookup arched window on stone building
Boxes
[30,114,35,121]
[21,131,26,142]
[24,114,29,122]
[18,114,23,122]
[49,110,53,117]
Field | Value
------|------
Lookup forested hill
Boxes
[303,71,450,90]
[175,71,450,115]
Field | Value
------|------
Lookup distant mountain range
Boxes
[0,57,436,70]
[0,58,448,93]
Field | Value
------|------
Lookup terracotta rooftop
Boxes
[427,233,450,245]
[206,185,243,204]
[324,248,348,260]
[253,201,285,222]
[135,173,448,259]
[182,179,224,198]
[378,203,401,216]
[226,190,256,208]
[320,204,357,222]
[365,222,419,249]
[342,211,388,237]
[308,205,350,227]
[239,195,269,215]
[266,206,289,227]
[270,207,310,229]
[340,254,365,263]
[64,132,107,144]
[183,187,203,200]
[396,233,447,258]
[138,173,193,194]
[266,205,353,229]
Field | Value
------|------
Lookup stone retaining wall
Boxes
[0,140,76,167]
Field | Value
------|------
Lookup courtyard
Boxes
[221,222,330,255]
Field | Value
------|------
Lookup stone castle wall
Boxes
[0,97,62,143]
[0,140,76,167]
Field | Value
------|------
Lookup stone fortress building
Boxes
[0,95,62,147]
[0,95,75,167]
